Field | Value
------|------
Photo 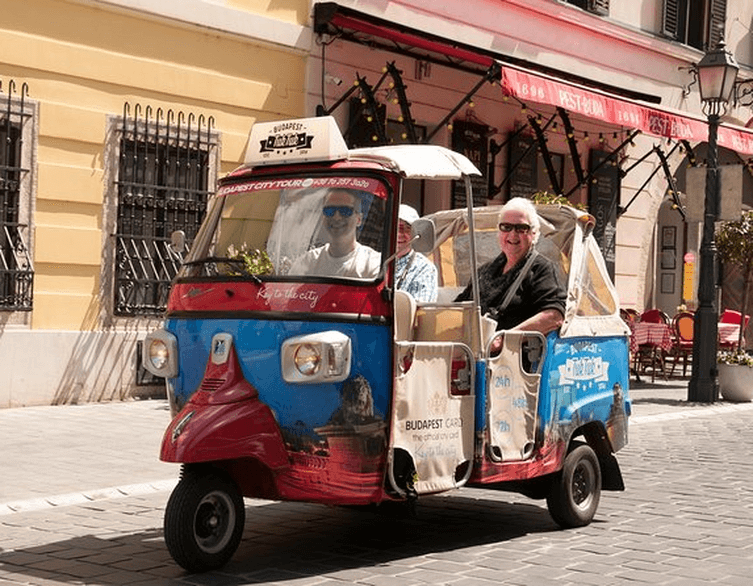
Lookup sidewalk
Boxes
[0,399,175,515]
[1,379,752,516]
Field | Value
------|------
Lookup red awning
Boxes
[315,2,753,155]
[500,64,753,155]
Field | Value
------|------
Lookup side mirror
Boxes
[411,218,435,254]
[170,230,186,254]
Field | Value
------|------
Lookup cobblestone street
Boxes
[1,388,752,585]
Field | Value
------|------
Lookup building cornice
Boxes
[73,0,312,53]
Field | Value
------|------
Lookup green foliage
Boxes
[531,191,587,211]
[716,210,753,272]
[226,244,274,276]
[716,210,753,354]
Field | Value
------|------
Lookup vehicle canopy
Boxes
[176,117,481,286]
[421,204,629,339]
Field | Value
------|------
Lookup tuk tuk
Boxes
[143,116,630,572]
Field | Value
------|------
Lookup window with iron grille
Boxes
[114,104,215,316]
[0,81,34,312]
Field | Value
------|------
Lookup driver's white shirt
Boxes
[290,243,380,278]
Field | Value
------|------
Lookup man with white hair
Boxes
[455,197,565,335]
[395,204,438,302]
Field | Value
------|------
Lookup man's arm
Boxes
[489,308,563,353]
[511,308,564,335]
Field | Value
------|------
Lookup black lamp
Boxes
[688,40,739,403]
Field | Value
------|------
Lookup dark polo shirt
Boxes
[455,250,566,331]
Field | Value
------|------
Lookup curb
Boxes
[0,479,177,516]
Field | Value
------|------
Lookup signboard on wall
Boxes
[507,133,538,201]
[451,119,488,209]
[588,150,619,279]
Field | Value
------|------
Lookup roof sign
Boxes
[245,116,349,166]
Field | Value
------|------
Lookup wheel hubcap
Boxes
[194,491,235,554]
[572,462,594,509]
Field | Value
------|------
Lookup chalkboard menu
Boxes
[451,120,488,209]
[588,149,619,279]
[507,133,538,201]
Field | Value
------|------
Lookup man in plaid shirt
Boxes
[395,204,438,303]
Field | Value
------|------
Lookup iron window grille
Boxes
[0,81,33,311]
[114,104,215,316]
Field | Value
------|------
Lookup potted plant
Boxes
[715,209,753,402]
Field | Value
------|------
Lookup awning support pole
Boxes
[488,124,529,198]
[681,140,697,166]
[344,73,389,144]
[426,62,501,142]
[557,108,585,186]
[385,62,418,144]
[528,114,562,196]
[565,129,641,199]
[616,141,680,218]
[494,113,557,196]
[655,144,687,220]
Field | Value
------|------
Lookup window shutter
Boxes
[662,0,680,39]
[709,0,727,49]
[589,0,609,16]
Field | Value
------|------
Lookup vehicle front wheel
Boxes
[546,441,601,528]
[163,468,245,572]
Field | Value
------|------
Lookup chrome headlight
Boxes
[282,331,351,383]
[294,343,321,376]
[149,339,169,369]
[142,329,179,378]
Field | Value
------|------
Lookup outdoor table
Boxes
[630,322,673,354]
[718,322,743,348]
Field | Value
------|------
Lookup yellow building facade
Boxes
[0,0,310,406]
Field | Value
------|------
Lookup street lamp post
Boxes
[688,41,739,403]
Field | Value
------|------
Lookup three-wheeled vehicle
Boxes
[143,116,631,573]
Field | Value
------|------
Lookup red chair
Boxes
[634,309,672,381]
[720,309,750,328]
[669,312,694,377]
[719,309,749,350]
[620,308,639,328]
[641,309,670,324]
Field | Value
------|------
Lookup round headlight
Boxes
[148,339,169,370]
[294,343,321,376]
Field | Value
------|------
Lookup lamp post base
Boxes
[688,301,720,403]
[688,374,719,403]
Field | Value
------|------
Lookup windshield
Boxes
[179,174,389,281]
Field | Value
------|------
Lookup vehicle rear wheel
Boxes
[546,441,601,528]
[163,468,245,572]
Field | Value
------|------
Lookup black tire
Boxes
[546,441,601,528]
[163,469,245,572]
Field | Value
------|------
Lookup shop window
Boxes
[0,81,34,312]
[113,105,216,316]
[663,0,726,51]
[563,0,609,16]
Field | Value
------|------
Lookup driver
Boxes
[290,188,381,278]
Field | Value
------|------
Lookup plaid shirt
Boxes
[395,251,438,302]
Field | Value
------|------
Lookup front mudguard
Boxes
[160,398,289,470]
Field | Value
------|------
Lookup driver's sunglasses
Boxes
[322,205,355,217]
[499,222,532,234]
